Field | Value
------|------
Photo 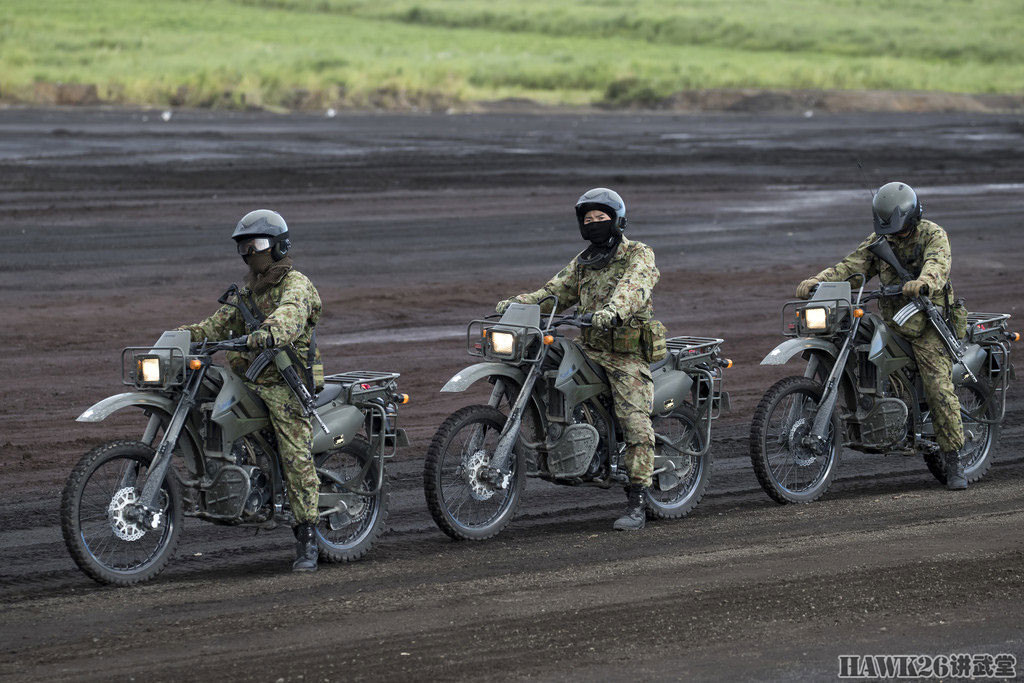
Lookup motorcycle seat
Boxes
[580,352,609,384]
[649,356,672,373]
[315,383,344,407]
[890,330,916,359]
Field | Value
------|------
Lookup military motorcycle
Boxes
[423,300,731,540]
[62,329,409,585]
[750,256,1017,504]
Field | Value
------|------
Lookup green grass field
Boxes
[2,0,1022,109]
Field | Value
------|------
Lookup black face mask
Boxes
[243,251,274,275]
[580,219,615,245]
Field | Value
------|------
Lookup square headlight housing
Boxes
[134,355,165,385]
[797,305,834,335]
[485,328,519,359]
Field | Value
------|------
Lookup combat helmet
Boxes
[872,182,923,236]
[574,188,627,270]
[232,209,291,261]
[575,187,627,233]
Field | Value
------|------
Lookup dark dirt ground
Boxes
[0,108,1022,681]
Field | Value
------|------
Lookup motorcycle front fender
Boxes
[77,391,179,423]
[441,363,527,393]
[761,338,839,366]
[76,391,203,473]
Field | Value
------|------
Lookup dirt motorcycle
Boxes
[423,299,731,540]
[750,258,1017,504]
[62,329,409,585]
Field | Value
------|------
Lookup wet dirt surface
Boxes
[1,108,1023,681]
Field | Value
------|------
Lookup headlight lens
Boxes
[139,357,162,383]
[804,307,829,330]
[490,331,516,355]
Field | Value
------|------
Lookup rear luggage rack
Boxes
[966,312,1011,343]
[666,336,725,364]
[324,370,400,403]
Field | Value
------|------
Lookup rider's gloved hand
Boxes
[496,298,518,315]
[590,309,616,329]
[902,279,929,298]
[796,278,820,299]
[247,329,274,350]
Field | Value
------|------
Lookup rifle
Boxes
[865,238,975,382]
[218,284,330,433]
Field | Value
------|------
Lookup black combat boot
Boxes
[613,484,647,531]
[292,522,319,572]
[943,450,967,491]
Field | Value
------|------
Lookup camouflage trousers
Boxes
[900,326,965,452]
[249,382,320,524]
[584,347,656,487]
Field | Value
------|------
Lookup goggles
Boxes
[236,237,273,256]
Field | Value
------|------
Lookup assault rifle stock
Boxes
[866,238,975,381]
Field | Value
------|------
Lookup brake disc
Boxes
[787,418,819,467]
[107,487,146,541]
[464,450,496,501]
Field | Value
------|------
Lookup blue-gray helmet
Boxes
[231,209,291,261]
[575,187,627,233]
[872,182,923,236]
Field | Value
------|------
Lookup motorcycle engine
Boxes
[203,439,273,521]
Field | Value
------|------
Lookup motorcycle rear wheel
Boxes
[315,437,389,562]
[923,378,999,485]
[648,405,712,519]
[749,376,842,504]
[423,405,524,541]
[61,440,183,586]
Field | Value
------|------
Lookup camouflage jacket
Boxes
[180,268,322,385]
[513,238,660,353]
[813,219,955,336]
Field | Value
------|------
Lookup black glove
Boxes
[221,335,250,351]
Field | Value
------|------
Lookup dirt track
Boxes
[1,108,1023,681]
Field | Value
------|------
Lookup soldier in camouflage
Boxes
[497,188,660,530]
[179,210,326,570]
[796,182,968,490]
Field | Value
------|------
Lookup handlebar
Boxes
[190,336,249,354]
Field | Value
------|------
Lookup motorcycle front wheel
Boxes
[315,437,389,562]
[61,440,183,586]
[749,376,842,504]
[423,405,525,541]
[648,405,712,519]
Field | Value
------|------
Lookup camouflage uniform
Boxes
[812,219,964,452]
[180,268,324,523]
[509,238,660,486]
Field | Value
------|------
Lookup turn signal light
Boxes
[1012,332,1021,342]
[397,393,410,404]
[188,359,203,370]
[543,334,555,345]
[723,359,733,369]
[853,308,864,318]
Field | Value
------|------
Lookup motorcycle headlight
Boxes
[803,307,829,330]
[490,331,516,356]
[137,356,162,383]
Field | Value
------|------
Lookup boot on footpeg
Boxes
[292,522,319,572]
[613,484,647,531]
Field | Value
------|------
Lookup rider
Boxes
[497,188,660,530]
[179,210,325,570]
[796,182,967,490]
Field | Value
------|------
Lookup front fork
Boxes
[134,366,205,526]
[489,366,542,476]
[807,322,860,455]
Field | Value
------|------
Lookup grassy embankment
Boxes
[1,0,1022,109]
